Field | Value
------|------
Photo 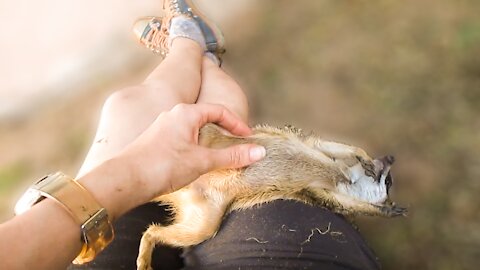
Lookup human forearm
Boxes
[0,104,263,270]
[0,157,154,270]
[78,156,157,221]
[0,195,82,269]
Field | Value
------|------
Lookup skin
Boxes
[0,103,264,270]
[0,37,261,269]
[78,38,249,177]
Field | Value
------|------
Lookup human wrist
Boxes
[119,144,177,198]
[76,156,142,221]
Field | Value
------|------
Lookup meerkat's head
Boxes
[337,155,396,205]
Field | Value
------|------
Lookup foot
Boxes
[132,0,225,60]
[133,16,165,54]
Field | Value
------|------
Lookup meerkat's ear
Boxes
[199,124,246,149]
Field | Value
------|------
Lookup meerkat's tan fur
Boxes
[136,124,406,270]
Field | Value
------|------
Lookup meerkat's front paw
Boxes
[355,155,376,178]
[377,204,408,217]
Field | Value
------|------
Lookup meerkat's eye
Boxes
[385,173,393,194]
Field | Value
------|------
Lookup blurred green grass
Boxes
[0,162,30,194]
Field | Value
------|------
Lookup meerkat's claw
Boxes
[378,204,408,217]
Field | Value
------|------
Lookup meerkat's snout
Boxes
[373,155,394,175]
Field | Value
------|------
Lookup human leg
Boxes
[197,56,249,123]
[78,28,205,177]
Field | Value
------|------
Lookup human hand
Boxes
[117,103,266,201]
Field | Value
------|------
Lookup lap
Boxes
[68,201,380,270]
[183,200,380,270]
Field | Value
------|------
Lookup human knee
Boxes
[101,86,157,121]
[104,87,140,110]
[104,84,167,111]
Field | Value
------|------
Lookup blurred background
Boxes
[1,0,479,269]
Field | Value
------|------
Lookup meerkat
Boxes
[136,124,406,270]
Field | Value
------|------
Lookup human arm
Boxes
[0,103,265,270]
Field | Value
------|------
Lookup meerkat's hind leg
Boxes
[136,229,156,270]
[136,199,226,270]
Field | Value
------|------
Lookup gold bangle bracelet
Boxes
[14,172,114,264]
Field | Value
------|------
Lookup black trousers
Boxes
[69,200,380,270]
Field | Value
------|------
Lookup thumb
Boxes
[208,144,266,170]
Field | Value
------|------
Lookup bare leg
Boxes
[78,38,203,176]
[197,57,249,123]
[136,58,250,270]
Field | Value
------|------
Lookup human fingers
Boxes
[192,103,252,136]
[203,144,266,170]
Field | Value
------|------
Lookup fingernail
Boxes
[249,146,266,161]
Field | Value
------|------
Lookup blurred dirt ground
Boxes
[1,0,479,269]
